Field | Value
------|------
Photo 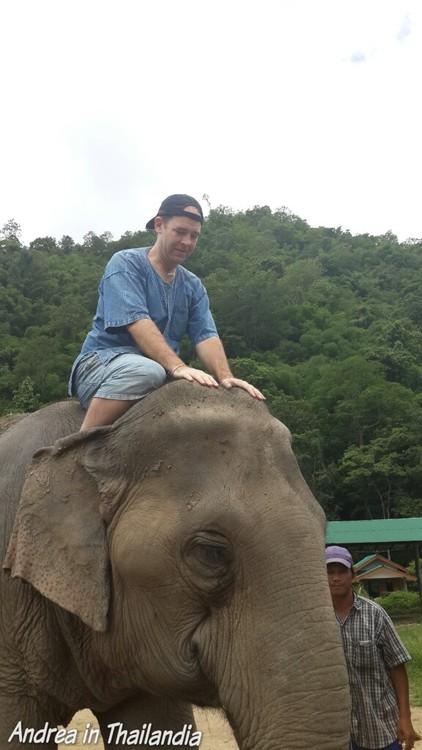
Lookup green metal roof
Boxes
[326,518,422,544]
[355,554,377,567]
[359,562,383,573]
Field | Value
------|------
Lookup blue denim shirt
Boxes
[68,247,218,395]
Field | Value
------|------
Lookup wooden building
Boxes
[353,553,416,598]
[326,517,422,602]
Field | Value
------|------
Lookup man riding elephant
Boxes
[68,194,264,429]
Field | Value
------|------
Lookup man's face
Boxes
[155,207,202,265]
[327,563,353,598]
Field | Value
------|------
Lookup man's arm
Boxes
[390,664,420,750]
[126,319,218,387]
[195,336,233,381]
[195,337,265,400]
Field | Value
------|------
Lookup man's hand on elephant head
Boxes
[171,365,219,387]
[220,377,266,400]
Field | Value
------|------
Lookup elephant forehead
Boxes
[83,390,297,509]
[123,404,290,452]
[118,412,293,481]
[121,422,297,506]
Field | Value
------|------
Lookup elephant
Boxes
[0,412,24,436]
[0,381,350,749]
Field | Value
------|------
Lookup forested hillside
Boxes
[1,208,422,522]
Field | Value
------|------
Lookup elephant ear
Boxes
[3,429,112,632]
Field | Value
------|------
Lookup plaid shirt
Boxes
[337,594,410,749]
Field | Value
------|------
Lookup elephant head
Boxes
[4,382,350,749]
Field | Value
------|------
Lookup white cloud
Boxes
[397,15,412,43]
[350,52,367,63]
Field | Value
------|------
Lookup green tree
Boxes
[12,376,40,412]
[1,218,22,241]
[339,426,422,519]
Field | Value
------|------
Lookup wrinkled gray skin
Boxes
[0,382,350,749]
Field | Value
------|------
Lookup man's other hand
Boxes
[220,377,265,400]
[398,716,421,750]
[171,365,218,387]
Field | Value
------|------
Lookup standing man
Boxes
[326,545,420,750]
[69,194,264,429]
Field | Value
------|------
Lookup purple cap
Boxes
[325,545,353,568]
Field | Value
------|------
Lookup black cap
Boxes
[145,194,204,231]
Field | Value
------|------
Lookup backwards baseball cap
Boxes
[325,545,353,569]
[145,194,204,231]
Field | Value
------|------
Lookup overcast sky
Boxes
[1,0,421,244]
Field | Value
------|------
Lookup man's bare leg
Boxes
[80,397,138,430]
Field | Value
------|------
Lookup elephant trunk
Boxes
[218,608,350,750]
[196,529,351,749]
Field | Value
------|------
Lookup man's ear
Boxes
[3,429,113,632]
[154,215,166,234]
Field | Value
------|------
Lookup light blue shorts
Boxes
[350,741,401,750]
[73,352,167,410]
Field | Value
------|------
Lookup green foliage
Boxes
[375,591,422,616]
[353,582,370,598]
[397,624,422,706]
[338,425,422,519]
[12,376,40,412]
[407,560,422,591]
[407,560,422,577]
[1,218,22,242]
[1,208,422,523]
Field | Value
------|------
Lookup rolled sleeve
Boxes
[187,286,218,345]
[103,270,151,331]
[378,612,411,669]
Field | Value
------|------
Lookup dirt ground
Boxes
[60,708,237,749]
[60,706,422,749]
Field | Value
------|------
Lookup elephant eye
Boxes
[185,533,233,573]
[183,533,234,599]
[194,542,231,567]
